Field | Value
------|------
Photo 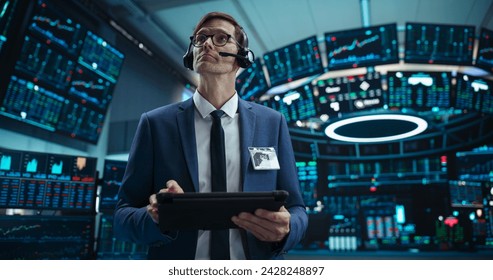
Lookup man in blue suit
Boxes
[113,11,308,260]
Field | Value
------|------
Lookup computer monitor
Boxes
[100,159,127,210]
[315,72,383,116]
[386,71,451,109]
[0,215,95,259]
[456,148,493,182]
[235,58,268,101]
[404,22,475,65]
[325,23,399,70]
[449,180,483,208]
[0,147,97,212]
[260,83,317,123]
[263,35,324,87]
[96,214,147,259]
[0,0,23,57]
[454,73,491,113]
[296,160,318,208]
[475,28,493,74]
[77,30,125,85]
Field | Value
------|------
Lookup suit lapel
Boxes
[238,99,255,192]
[177,99,199,192]
[238,99,256,259]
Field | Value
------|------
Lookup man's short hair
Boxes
[193,12,246,48]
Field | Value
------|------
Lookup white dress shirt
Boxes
[192,91,246,260]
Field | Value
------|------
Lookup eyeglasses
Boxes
[190,32,239,47]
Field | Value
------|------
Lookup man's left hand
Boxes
[231,206,290,242]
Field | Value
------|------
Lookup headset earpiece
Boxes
[236,47,255,68]
[183,42,194,70]
[236,27,254,68]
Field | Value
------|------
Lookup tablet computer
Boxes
[157,190,288,231]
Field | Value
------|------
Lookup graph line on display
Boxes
[328,34,380,58]
[0,225,41,237]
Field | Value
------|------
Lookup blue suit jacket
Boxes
[113,97,308,259]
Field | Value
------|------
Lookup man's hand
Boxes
[147,180,184,224]
[231,206,290,242]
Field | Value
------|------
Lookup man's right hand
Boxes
[147,180,184,224]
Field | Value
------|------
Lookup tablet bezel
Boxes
[156,190,288,231]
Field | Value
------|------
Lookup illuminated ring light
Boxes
[324,114,428,143]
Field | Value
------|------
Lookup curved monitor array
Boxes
[236,23,493,107]
[260,71,493,126]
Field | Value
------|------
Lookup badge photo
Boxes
[248,147,280,170]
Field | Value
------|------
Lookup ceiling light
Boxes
[324,114,428,143]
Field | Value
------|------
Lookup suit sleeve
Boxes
[274,114,308,255]
[113,113,175,245]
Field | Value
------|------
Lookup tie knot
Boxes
[210,110,225,120]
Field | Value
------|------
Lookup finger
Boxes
[147,205,159,224]
[238,210,289,231]
[149,193,157,206]
[232,214,271,241]
[255,207,290,225]
[255,205,288,216]
[165,180,184,193]
[237,217,284,242]
[231,212,266,233]
[147,194,159,223]
[166,180,178,188]
[251,208,290,240]
[157,181,174,193]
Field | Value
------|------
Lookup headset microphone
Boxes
[218,52,243,59]
[219,50,254,68]
[219,52,244,59]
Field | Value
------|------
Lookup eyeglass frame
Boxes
[189,32,242,48]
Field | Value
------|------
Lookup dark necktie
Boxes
[209,110,230,260]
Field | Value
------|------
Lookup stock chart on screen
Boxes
[263,35,324,87]
[0,147,97,212]
[325,23,399,70]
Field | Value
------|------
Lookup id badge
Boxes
[248,147,280,170]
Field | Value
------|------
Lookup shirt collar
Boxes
[193,90,238,119]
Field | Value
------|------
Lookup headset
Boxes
[183,26,255,70]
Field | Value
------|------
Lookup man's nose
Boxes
[203,36,214,48]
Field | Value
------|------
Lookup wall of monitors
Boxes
[0,146,97,212]
[0,0,125,144]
